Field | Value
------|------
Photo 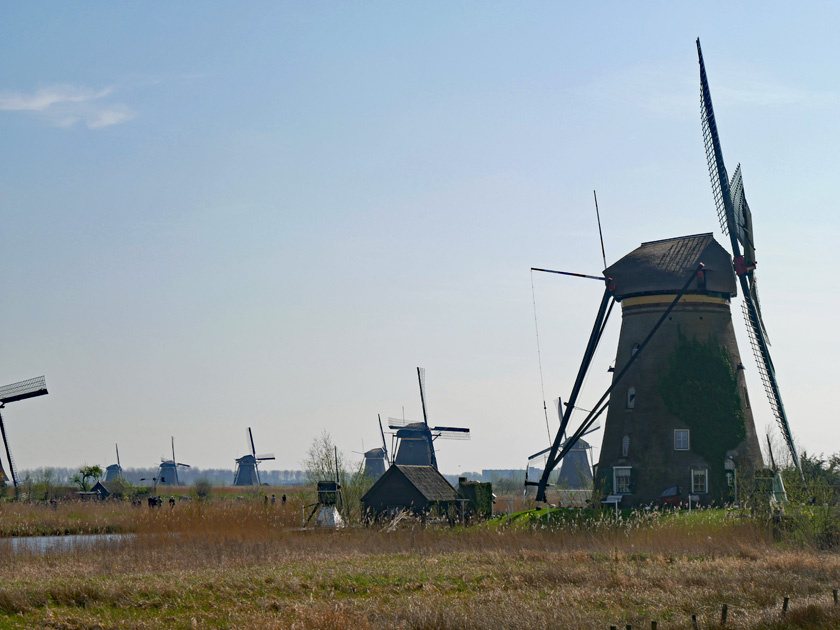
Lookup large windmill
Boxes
[233,428,275,486]
[157,437,190,486]
[528,41,792,507]
[0,376,48,489]
[387,368,470,470]
[362,415,389,480]
[104,444,123,482]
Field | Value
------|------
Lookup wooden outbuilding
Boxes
[361,464,463,520]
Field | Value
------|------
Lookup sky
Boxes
[1,3,838,477]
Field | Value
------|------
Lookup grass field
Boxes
[0,495,838,629]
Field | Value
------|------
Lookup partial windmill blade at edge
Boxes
[698,38,801,479]
[256,453,275,460]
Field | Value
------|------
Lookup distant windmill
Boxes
[0,376,48,488]
[525,399,599,491]
[233,427,275,486]
[388,368,470,470]
[157,437,190,486]
[104,444,123,482]
[362,415,389,480]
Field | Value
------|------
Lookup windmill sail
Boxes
[697,38,801,478]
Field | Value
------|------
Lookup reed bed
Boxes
[0,499,837,629]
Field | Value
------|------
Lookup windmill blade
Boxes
[115,443,121,468]
[256,453,275,460]
[248,427,256,457]
[417,367,429,427]
[0,410,18,488]
[579,419,601,438]
[171,436,176,464]
[698,39,801,479]
[431,426,471,440]
[378,414,389,461]
[176,462,191,468]
[0,376,48,405]
[387,416,418,429]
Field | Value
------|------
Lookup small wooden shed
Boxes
[361,464,462,520]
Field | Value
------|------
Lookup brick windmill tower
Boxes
[594,233,763,506]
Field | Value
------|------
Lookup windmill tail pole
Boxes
[538,265,704,502]
[535,286,614,502]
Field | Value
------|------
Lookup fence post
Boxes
[833,588,838,605]
[651,622,657,630]
[782,596,790,616]
[691,614,698,629]
[721,603,728,626]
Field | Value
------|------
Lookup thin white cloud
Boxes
[575,62,833,120]
[0,84,135,129]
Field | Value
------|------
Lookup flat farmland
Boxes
[0,499,838,629]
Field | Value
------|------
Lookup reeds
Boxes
[0,497,838,628]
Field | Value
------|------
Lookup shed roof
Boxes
[395,465,460,501]
[604,233,736,299]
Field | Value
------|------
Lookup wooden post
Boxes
[651,622,657,630]
[783,596,790,616]
[833,588,838,605]
[610,626,617,630]
[691,614,698,629]
[721,603,728,626]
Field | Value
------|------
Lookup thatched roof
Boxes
[604,233,736,300]
[394,465,460,502]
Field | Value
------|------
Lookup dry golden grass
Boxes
[0,498,838,629]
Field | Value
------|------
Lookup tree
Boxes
[301,430,368,523]
[302,430,345,486]
[71,465,103,492]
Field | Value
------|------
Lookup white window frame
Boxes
[613,466,632,494]
[621,435,630,457]
[691,468,708,494]
[674,429,690,451]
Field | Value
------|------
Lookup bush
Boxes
[193,478,213,500]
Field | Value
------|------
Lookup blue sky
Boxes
[1,3,838,475]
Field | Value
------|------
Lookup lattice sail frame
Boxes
[698,39,800,474]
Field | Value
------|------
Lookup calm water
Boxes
[0,533,135,555]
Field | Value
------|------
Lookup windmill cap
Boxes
[604,233,736,300]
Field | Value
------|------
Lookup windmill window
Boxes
[626,387,636,409]
[621,435,630,457]
[631,343,640,356]
[691,468,708,494]
[674,429,690,451]
[613,466,632,494]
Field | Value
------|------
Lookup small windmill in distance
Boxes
[362,415,389,480]
[157,437,190,486]
[104,444,123,482]
[233,427,275,486]
[388,367,470,470]
[0,376,48,489]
